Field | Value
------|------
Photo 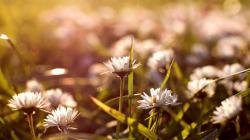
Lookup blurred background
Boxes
[1,0,250,139]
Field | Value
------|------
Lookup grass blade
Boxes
[128,36,134,138]
[91,97,158,140]
[160,59,174,90]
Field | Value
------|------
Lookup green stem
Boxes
[116,77,125,138]
[148,111,154,129]
[155,111,162,135]
[27,114,36,140]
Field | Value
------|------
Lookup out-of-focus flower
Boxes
[8,92,50,114]
[134,39,162,59]
[137,88,178,113]
[219,63,246,94]
[41,6,100,49]
[104,56,140,78]
[111,36,136,57]
[147,49,174,72]
[44,106,79,132]
[0,34,9,40]
[194,9,247,42]
[214,36,247,59]
[161,4,188,35]
[211,95,242,124]
[113,8,158,38]
[26,79,44,93]
[88,63,112,88]
[233,81,248,92]
[44,89,77,109]
[187,78,216,98]
[186,44,210,66]
[190,65,221,80]
[221,63,244,76]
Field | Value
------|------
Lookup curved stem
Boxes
[27,114,36,140]
[116,76,125,138]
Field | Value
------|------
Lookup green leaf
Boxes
[91,97,158,140]
[173,62,188,84]
[105,94,141,106]
[160,59,174,90]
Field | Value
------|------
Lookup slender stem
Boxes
[128,72,133,138]
[27,114,36,140]
[148,111,154,129]
[155,111,162,135]
[116,76,125,138]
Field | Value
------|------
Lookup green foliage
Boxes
[91,97,158,140]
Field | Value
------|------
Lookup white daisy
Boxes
[147,49,174,71]
[190,65,220,80]
[44,106,79,132]
[214,36,247,59]
[221,63,244,77]
[187,78,216,98]
[104,56,140,77]
[211,95,242,124]
[44,89,77,109]
[8,92,50,114]
[137,88,178,113]
[134,39,162,58]
[26,79,44,93]
[233,81,248,92]
[111,35,137,57]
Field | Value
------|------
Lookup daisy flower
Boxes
[190,65,220,80]
[26,79,44,93]
[233,81,248,92]
[147,49,174,72]
[44,88,77,109]
[137,88,178,113]
[104,56,140,78]
[8,92,50,114]
[44,106,79,132]
[221,63,244,77]
[187,78,216,98]
[211,95,242,124]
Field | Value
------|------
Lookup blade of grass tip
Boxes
[128,36,134,138]
[0,34,29,76]
[91,94,141,118]
[173,61,188,84]
[91,97,158,140]
[160,59,174,90]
